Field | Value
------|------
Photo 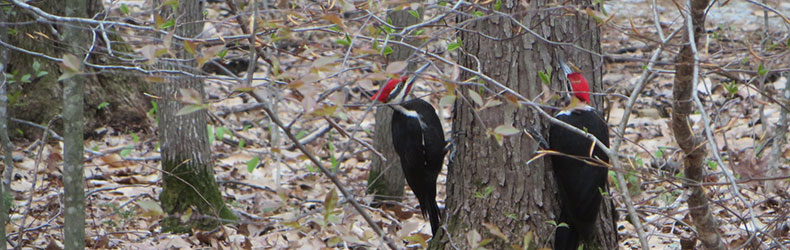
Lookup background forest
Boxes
[1,0,789,249]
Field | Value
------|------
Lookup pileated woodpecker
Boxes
[549,62,610,250]
[371,64,445,235]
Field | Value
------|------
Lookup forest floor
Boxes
[5,0,790,249]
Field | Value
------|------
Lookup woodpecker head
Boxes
[560,62,591,104]
[371,75,412,104]
[371,63,431,104]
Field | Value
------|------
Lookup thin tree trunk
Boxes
[670,0,725,248]
[433,0,616,249]
[156,0,236,232]
[367,7,423,204]
[61,0,88,248]
[0,6,11,250]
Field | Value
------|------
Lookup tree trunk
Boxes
[156,0,236,233]
[5,0,149,139]
[367,7,424,204]
[433,1,616,249]
[60,0,88,248]
[670,0,725,248]
[0,6,10,250]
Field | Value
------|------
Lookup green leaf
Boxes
[707,160,717,170]
[120,147,132,157]
[215,126,227,140]
[175,104,205,116]
[97,102,110,110]
[757,63,767,76]
[295,130,307,139]
[120,4,129,15]
[246,157,260,172]
[382,46,393,56]
[484,186,494,196]
[473,11,484,17]
[328,140,339,171]
[381,25,394,34]
[159,19,175,29]
[148,101,158,116]
[20,74,31,83]
[494,0,502,11]
[723,81,738,95]
[35,71,48,78]
[32,60,40,72]
[538,70,551,85]
[335,34,351,47]
[131,132,139,143]
[408,10,420,19]
[653,147,664,158]
[335,38,350,46]
[448,42,459,51]
[414,29,424,36]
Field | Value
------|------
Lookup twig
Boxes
[249,91,399,249]
[15,116,58,249]
[607,1,682,248]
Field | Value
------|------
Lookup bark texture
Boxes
[367,8,423,203]
[5,0,149,139]
[670,0,725,249]
[0,6,10,250]
[156,0,236,233]
[434,0,616,249]
[61,0,88,248]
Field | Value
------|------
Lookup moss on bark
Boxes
[159,160,236,233]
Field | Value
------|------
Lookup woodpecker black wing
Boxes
[549,108,610,250]
[390,98,445,235]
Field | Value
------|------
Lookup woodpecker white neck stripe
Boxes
[392,105,428,129]
[555,104,595,117]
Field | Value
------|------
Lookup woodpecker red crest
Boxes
[371,75,410,103]
[560,62,591,104]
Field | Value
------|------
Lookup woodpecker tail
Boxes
[554,224,579,250]
[419,195,442,235]
[554,214,580,250]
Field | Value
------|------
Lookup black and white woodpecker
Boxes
[549,61,611,250]
[371,63,445,236]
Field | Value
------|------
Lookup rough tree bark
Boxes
[432,0,616,249]
[61,0,88,248]
[670,0,725,249]
[367,6,423,204]
[5,0,149,139]
[156,1,236,233]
